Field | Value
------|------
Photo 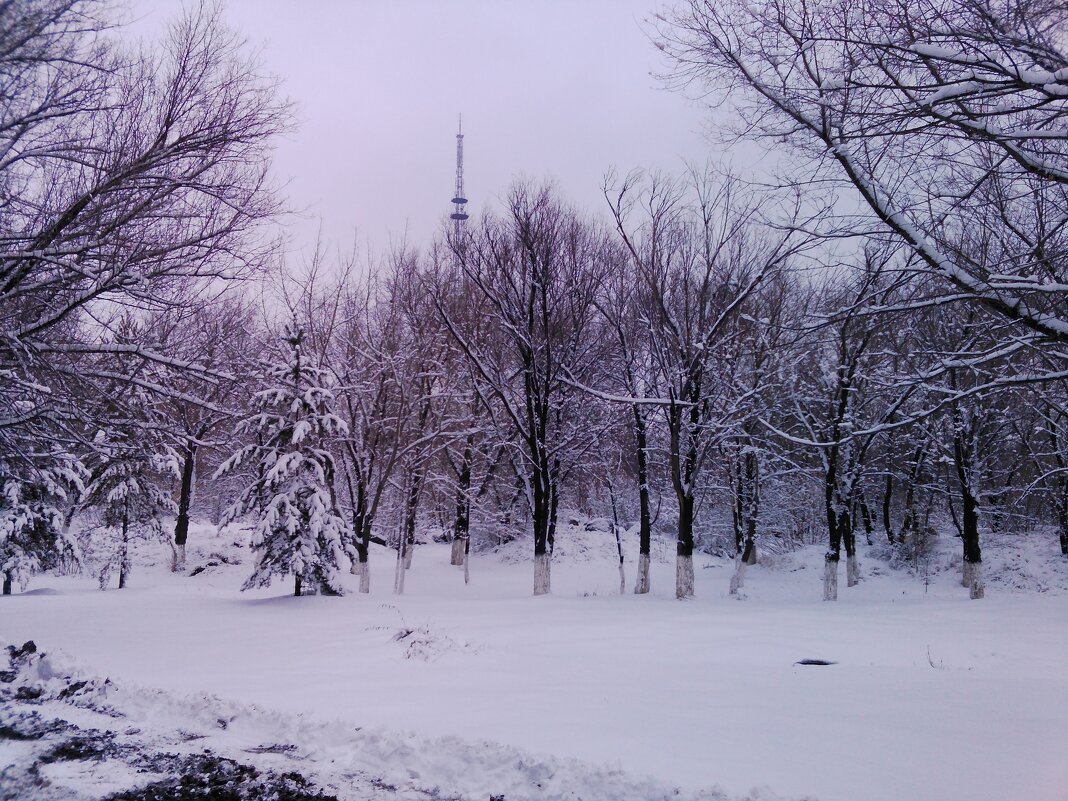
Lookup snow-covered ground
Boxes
[2,523,1067,801]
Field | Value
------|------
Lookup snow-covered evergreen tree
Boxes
[217,323,350,596]
[79,430,178,591]
[0,453,83,594]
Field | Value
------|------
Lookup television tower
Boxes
[449,114,469,239]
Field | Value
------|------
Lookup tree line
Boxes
[2,0,1065,600]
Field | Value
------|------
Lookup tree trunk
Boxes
[172,441,197,573]
[532,459,555,595]
[634,407,652,594]
[634,554,651,595]
[676,492,695,599]
[534,551,551,595]
[463,534,471,585]
[882,473,894,543]
[451,439,472,566]
[842,511,859,587]
[823,555,838,601]
[294,574,301,596]
[450,536,466,566]
[117,504,129,590]
[606,476,626,595]
[394,534,407,595]
[2,573,11,595]
[358,556,370,593]
[1057,481,1068,556]
[402,467,422,570]
[953,408,982,597]
[676,553,695,599]
[729,556,746,596]
[823,464,843,600]
[859,499,875,546]
[740,448,759,564]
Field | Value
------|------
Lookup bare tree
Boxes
[438,182,608,595]
[608,169,804,598]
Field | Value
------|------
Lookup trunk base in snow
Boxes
[823,558,838,601]
[964,561,984,599]
[729,557,747,596]
[355,561,370,594]
[676,554,694,599]
[393,549,406,595]
[450,537,466,566]
[533,553,551,595]
[634,554,650,594]
[846,555,860,587]
[171,543,186,573]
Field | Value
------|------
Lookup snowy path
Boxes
[2,533,1066,801]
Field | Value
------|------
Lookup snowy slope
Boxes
[2,522,1066,801]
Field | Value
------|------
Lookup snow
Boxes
[2,523,1067,801]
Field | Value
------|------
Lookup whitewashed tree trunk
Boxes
[450,537,465,566]
[729,557,746,596]
[969,562,985,599]
[394,544,406,594]
[962,560,977,588]
[534,553,551,595]
[618,561,626,595]
[846,555,859,587]
[463,543,471,585]
[676,554,694,599]
[964,561,984,598]
[403,546,413,570]
[634,554,651,594]
[170,543,187,573]
[359,563,370,593]
[351,558,362,575]
[823,558,838,601]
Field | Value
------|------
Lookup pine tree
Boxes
[217,323,350,596]
[79,431,178,591]
[0,453,83,595]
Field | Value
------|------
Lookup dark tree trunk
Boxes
[741,449,759,564]
[172,441,197,571]
[402,466,423,569]
[294,574,302,596]
[2,573,11,595]
[117,505,129,590]
[824,476,842,600]
[451,438,472,565]
[953,406,983,597]
[859,499,875,546]
[882,473,894,543]
[1058,482,1068,555]
[633,406,652,594]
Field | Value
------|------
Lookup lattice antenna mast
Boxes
[449,114,469,240]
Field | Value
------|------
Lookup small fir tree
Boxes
[79,431,178,590]
[217,323,350,596]
[0,454,84,594]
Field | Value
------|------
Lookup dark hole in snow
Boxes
[794,659,837,666]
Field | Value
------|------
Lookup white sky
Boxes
[131,1,743,256]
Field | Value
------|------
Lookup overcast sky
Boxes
[132,1,739,256]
